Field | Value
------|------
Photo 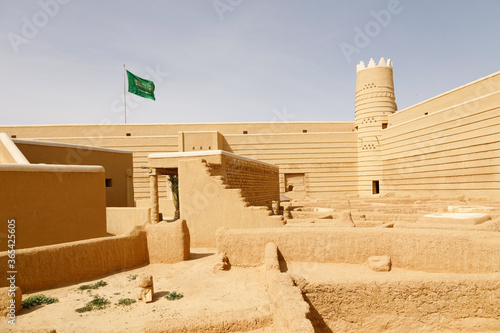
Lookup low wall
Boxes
[0,220,190,292]
[146,220,190,264]
[0,163,107,250]
[216,227,500,274]
[0,228,147,292]
[264,243,314,332]
[304,277,500,332]
[106,207,150,235]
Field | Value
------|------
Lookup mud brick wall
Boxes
[221,154,280,208]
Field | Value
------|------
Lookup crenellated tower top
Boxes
[356,57,393,73]
[354,56,397,196]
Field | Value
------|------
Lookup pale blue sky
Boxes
[1,0,499,125]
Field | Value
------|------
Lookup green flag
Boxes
[126,70,155,100]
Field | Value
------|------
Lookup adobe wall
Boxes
[0,133,29,164]
[264,242,314,332]
[381,77,500,198]
[14,139,134,207]
[179,156,284,247]
[223,132,358,198]
[389,71,500,125]
[305,276,500,332]
[0,163,107,250]
[0,122,357,201]
[208,153,280,208]
[216,227,500,274]
[0,220,189,292]
[145,220,190,264]
[0,227,147,292]
[0,69,498,201]
[106,207,150,235]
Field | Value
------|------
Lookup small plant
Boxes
[75,305,93,313]
[127,274,137,281]
[75,295,110,313]
[78,280,107,291]
[116,298,136,306]
[165,291,183,301]
[21,294,58,309]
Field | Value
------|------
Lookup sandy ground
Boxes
[1,249,272,333]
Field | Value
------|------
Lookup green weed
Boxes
[116,298,136,306]
[75,295,110,313]
[78,280,107,291]
[21,295,58,309]
[165,291,183,301]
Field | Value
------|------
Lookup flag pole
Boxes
[123,64,127,124]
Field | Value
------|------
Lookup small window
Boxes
[303,129,307,133]
[105,179,113,187]
[126,133,131,136]
[10,135,16,138]
[372,180,379,195]
[243,131,248,134]
[382,123,388,129]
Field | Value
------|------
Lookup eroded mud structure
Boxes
[1,58,499,332]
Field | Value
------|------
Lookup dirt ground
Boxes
[0,249,272,333]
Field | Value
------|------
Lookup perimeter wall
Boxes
[0,123,358,202]
[0,69,499,200]
[381,71,500,198]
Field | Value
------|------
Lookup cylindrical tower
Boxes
[354,57,397,196]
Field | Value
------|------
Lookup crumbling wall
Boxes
[208,154,279,208]
[179,157,284,248]
[0,220,189,292]
[264,243,314,332]
[146,220,190,263]
[305,277,500,332]
[0,228,147,292]
[216,227,500,274]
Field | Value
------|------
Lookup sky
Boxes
[1,0,499,125]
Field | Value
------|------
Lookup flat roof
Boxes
[13,138,133,154]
